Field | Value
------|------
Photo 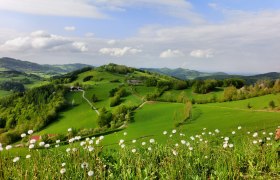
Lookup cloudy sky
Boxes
[0,0,280,73]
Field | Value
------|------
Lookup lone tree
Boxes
[269,100,276,109]
[91,94,98,102]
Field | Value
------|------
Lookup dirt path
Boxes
[81,90,100,115]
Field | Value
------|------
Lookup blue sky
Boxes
[0,0,280,73]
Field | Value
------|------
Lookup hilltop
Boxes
[0,57,91,75]
[142,67,227,80]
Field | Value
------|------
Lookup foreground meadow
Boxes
[1,126,279,179]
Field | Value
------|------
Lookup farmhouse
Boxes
[70,86,83,91]
[127,79,142,85]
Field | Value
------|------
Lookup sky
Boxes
[0,0,280,73]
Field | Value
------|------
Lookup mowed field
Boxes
[40,91,98,134]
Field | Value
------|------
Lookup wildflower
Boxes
[21,133,26,138]
[0,147,3,151]
[81,162,89,169]
[169,134,173,138]
[75,136,81,140]
[72,148,77,152]
[186,142,190,146]
[13,157,20,163]
[80,141,86,146]
[262,132,266,135]
[208,132,212,135]
[26,155,31,159]
[163,131,167,135]
[132,139,136,143]
[205,156,208,159]
[238,126,242,130]
[172,129,177,134]
[119,139,124,145]
[224,137,229,141]
[172,149,178,156]
[89,140,93,144]
[44,144,50,148]
[142,142,146,146]
[91,137,95,140]
[189,147,193,151]
[253,132,258,137]
[190,136,195,141]
[204,140,208,144]
[215,129,220,133]
[229,144,234,148]
[69,138,75,143]
[56,140,60,143]
[55,145,59,148]
[232,131,236,135]
[203,128,207,131]
[88,146,94,152]
[88,170,94,177]
[199,138,203,142]
[149,139,155,143]
[253,140,258,144]
[247,132,251,134]
[29,144,34,149]
[27,130,33,135]
[258,139,262,143]
[66,148,71,153]
[175,143,179,147]
[60,168,66,174]
[121,144,125,149]
[181,140,186,144]
[62,163,66,167]
[6,145,12,150]
[223,143,228,148]
[30,139,36,144]
[68,128,72,132]
[202,132,205,135]
[148,147,152,151]
[132,149,136,153]
[96,139,100,145]
[266,137,271,141]
[99,136,104,140]
[39,142,45,147]
[123,132,127,136]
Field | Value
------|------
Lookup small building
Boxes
[127,79,142,85]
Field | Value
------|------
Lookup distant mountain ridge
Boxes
[142,67,228,80]
[0,57,92,75]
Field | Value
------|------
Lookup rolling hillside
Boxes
[0,57,91,75]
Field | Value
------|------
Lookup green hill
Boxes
[142,67,227,80]
[0,57,91,76]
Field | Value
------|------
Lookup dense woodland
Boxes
[0,84,68,144]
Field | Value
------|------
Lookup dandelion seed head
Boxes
[163,131,167,135]
[60,168,66,174]
[253,140,258,144]
[224,137,229,141]
[66,148,71,153]
[181,140,186,144]
[88,170,94,176]
[44,144,50,148]
[123,132,127,136]
[232,131,236,135]
[81,162,89,169]
[215,129,220,133]
[29,144,34,149]
[26,154,31,159]
[132,149,136,153]
[148,147,152,151]
[27,130,33,135]
[172,149,178,156]
[68,128,72,132]
[39,142,45,147]
[141,142,146,146]
[56,140,60,143]
[132,139,136,143]
[13,157,20,163]
[229,144,234,148]
[238,126,242,130]
[6,145,12,150]
[172,129,177,134]
[253,132,258,137]
[121,144,125,149]
[21,133,26,138]
[149,139,155,143]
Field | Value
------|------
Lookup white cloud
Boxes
[64,26,76,31]
[107,39,116,45]
[0,0,106,18]
[0,30,87,52]
[190,49,214,58]
[99,47,142,57]
[72,42,88,52]
[160,49,184,58]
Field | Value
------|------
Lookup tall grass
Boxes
[0,127,279,179]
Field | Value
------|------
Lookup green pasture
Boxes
[40,91,98,134]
